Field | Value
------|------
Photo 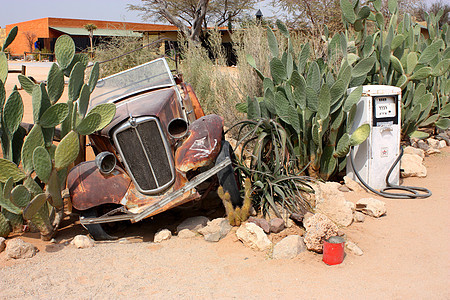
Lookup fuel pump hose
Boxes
[349,147,432,199]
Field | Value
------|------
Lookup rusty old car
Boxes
[67,58,241,240]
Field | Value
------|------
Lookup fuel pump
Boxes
[346,85,431,199]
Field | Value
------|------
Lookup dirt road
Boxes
[0,62,449,299]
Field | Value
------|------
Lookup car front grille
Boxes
[113,116,175,194]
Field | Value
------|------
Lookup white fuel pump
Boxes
[346,85,431,199]
[346,85,401,189]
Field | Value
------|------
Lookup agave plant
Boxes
[0,30,115,239]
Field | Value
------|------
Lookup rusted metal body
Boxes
[66,58,229,226]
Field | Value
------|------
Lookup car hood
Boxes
[96,87,183,137]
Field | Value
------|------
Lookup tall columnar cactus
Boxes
[245,20,371,180]
[0,30,116,239]
[338,0,449,138]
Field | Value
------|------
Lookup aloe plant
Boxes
[0,30,116,239]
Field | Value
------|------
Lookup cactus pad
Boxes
[3,90,24,138]
[31,83,51,123]
[0,158,25,183]
[2,26,18,51]
[18,74,36,95]
[334,133,351,158]
[46,169,63,208]
[86,103,116,131]
[68,62,85,101]
[78,84,90,117]
[3,176,14,199]
[23,193,47,220]
[54,130,79,171]
[76,112,101,135]
[2,210,23,233]
[33,146,52,183]
[55,35,75,70]
[0,212,11,238]
[0,52,7,84]
[21,124,45,173]
[350,124,371,146]
[47,63,65,104]
[10,184,31,209]
[39,103,69,128]
[23,177,43,198]
[88,62,100,93]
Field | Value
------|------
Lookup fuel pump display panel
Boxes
[372,95,398,126]
[374,96,396,118]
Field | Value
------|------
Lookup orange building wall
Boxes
[6,18,50,55]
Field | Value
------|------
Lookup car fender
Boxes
[67,161,131,211]
[175,114,224,172]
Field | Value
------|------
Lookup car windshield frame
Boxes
[89,58,176,108]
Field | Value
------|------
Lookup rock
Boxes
[426,148,441,155]
[436,134,450,146]
[285,218,294,228]
[178,229,196,239]
[401,153,427,178]
[343,176,366,193]
[49,238,57,244]
[269,218,285,233]
[346,241,363,256]
[404,146,425,158]
[356,198,386,217]
[290,212,306,223]
[303,212,314,224]
[6,239,38,259]
[272,235,306,259]
[71,235,94,249]
[236,222,272,251]
[198,218,232,242]
[345,201,356,212]
[338,185,350,192]
[154,229,172,243]
[438,140,447,149]
[177,216,209,233]
[247,217,270,233]
[427,138,440,149]
[303,213,339,253]
[313,182,354,227]
[353,212,365,222]
[416,140,430,151]
[0,237,6,253]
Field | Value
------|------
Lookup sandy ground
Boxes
[0,62,449,299]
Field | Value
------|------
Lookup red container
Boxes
[323,236,345,265]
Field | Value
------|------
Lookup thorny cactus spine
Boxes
[219,178,252,226]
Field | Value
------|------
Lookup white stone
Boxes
[154,229,172,243]
[236,222,272,251]
[426,148,441,155]
[343,176,366,193]
[303,213,339,253]
[401,153,427,178]
[353,212,365,222]
[404,146,425,158]
[177,216,209,233]
[272,235,306,259]
[313,182,354,227]
[356,198,386,218]
[6,238,38,259]
[346,241,363,256]
[198,218,232,242]
[427,138,440,149]
[178,229,197,239]
[438,140,447,149]
[71,235,94,249]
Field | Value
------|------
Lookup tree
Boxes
[84,23,97,58]
[23,31,37,53]
[127,0,258,42]
[415,0,450,27]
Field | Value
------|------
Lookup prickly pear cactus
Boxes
[0,29,116,239]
